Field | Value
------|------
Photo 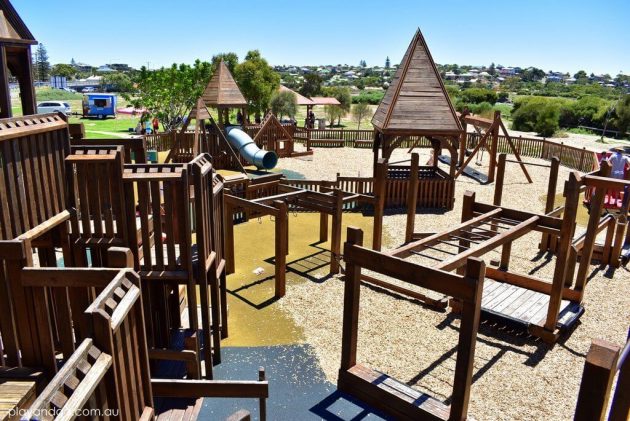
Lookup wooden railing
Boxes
[282,166,454,210]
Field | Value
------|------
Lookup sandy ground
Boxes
[275,147,630,420]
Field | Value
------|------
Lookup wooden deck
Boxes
[0,380,36,421]
[481,279,584,331]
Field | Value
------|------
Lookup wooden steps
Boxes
[481,279,583,331]
[338,364,449,421]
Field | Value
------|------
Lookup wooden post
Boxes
[610,172,630,267]
[107,247,134,268]
[574,339,620,421]
[372,158,388,251]
[575,162,611,293]
[405,153,420,243]
[540,156,560,250]
[330,190,344,274]
[319,213,328,243]
[340,227,363,371]
[17,48,36,116]
[0,46,11,118]
[609,335,630,421]
[458,113,468,167]
[493,153,507,206]
[542,172,581,341]
[274,201,287,298]
[487,111,500,183]
[449,258,484,420]
[225,202,235,274]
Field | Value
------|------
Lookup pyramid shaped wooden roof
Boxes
[201,60,247,107]
[0,1,36,43]
[253,112,293,143]
[188,98,211,121]
[372,29,462,135]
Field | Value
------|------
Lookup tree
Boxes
[574,70,589,84]
[124,60,212,132]
[385,56,390,69]
[460,88,497,105]
[324,105,344,127]
[360,60,367,68]
[299,73,323,97]
[521,67,545,82]
[33,43,51,81]
[234,50,280,119]
[270,90,297,120]
[324,86,352,125]
[101,72,133,93]
[70,58,76,66]
[615,95,630,136]
[51,63,77,79]
[211,52,238,74]
[488,62,496,76]
[352,102,371,129]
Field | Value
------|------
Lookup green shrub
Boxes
[460,88,497,105]
[512,96,567,136]
[352,90,385,105]
[35,87,82,101]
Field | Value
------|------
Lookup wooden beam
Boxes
[151,379,269,399]
[392,208,502,258]
[436,216,539,272]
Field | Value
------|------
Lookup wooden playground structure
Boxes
[0,113,268,419]
[0,6,628,418]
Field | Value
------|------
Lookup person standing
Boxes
[152,116,159,134]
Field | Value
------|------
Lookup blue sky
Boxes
[15,0,630,75]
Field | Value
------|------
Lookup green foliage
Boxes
[35,87,82,101]
[520,67,545,82]
[445,84,460,102]
[299,73,323,97]
[559,95,609,128]
[324,86,352,112]
[51,64,77,79]
[352,90,384,105]
[211,52,238,74]
[270,90,297,119]
[125,60,212,131]
[355,79,365,90]
[322,86,351,125]
[101,72,133,93]
[234,50,280,118]
[351,102,371,129]
[459,88,497,105]
[324,105,344,127]
[33,44,51,81]
[497,91,509,102]
[615,95,630,135]
[512,96,567,136]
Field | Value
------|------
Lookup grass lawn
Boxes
[69,115,139,139]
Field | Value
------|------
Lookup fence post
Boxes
[405,153,420,243]
[579,147,586,172]
[372,159,388,251]
[493,154,507,206]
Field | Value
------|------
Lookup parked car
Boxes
[81,87,96,93]
[36,101,71,115]
[63,87,77,93]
